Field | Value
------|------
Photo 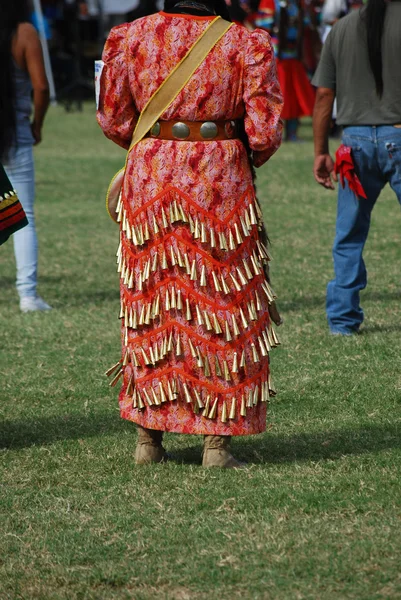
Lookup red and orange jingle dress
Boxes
[97,10,283,436]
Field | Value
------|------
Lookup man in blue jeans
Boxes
[312,0,401,335]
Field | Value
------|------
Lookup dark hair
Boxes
[164,0,231,20]
[363,0,387,97]
[0,0,31,160]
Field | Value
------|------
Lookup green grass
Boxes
[1,107,401,600]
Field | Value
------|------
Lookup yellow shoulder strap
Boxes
[128,16,233,154]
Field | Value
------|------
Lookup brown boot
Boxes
[135,426,167,465]
[202,435,245,468]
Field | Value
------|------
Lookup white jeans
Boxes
[3,145,37,298]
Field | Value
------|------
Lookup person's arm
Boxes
[313,87,337,189]
[243,29,284,167]
[22,23,50,145]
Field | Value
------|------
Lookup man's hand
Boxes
[31,121,42,145]
[313,153,337,189]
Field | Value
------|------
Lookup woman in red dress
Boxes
[97,0,283,467]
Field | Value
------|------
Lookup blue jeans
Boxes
[327,126,401,333]
[3,146,37,298]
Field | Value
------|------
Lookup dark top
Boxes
[312,3,401,126]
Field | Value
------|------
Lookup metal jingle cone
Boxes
[185,298,192,321]
[169,202,175,224]
[138,223,144,246]
[180,204,188,223]
[201,222,207,244]
[132,308,138,330]
[236,267,248,287]
[190,259,197,281]
[170,246,177,267]
[167,379,175,401]
[123,349,130,367]
[232,352,239,373]
[203,311,212,331]
[230,272,242,292]
[196,304,204,326]
[215,355,222,377]
[229,398,236,420]
[239,308,248,329]
[137,272,143,292]
[167,330,174,352]
[141,347,152,367]
[176,246,184,268]
[228,230,236,251]
[131,350,139,367]
[253,385,259,406]
[240,349,246,369]
[249,203,258,226]
[234,222,243,245]
[247,302,254,322]
[144,221,150,241]
[225,320,232,342]
[165,288,171,311]
[194,218,201,239]
[210,227,216,248]
[244,208,251,231]
[128,270,134,290]
[151,387,161,406]
[139,304,146,326]
[124,306,129,326]
[144,303,152,325]
[263,330,272,352]
[188,337,197,358]
[246,389,253,408]
[131,225,139,246]
[271,326,280,346]
[177,289,183,310]
[203,395,211,415]
[105,360,122,378]
[143,388,154,406]
[223,360,232,382]
[213,313,222,335]
[221,401,228,423]
[137,390,145,410]
[161,207,169,229]
[153,215,160,235]
[188,213,195,234]
[200,265,207,287]
[173,200,180,222]
[183,383,193,404]
[240,395,246,417]
[221,275,230,295]
[268,374,277,396]
[203,355,211,377]
[149,346,156,365]
[243,258,253,280]
[251,343,260,363]
[255,290,262,311]
[258,336,268,357]
[231,314,240,337]
[208,398,218,420]
[250,301,258,320]
[159,381,167,404]
[170,286,176,310]
[212,271,222,292]
[184,253,191,275]
[251,255,261,277]
[132,387,138,409]
[196,348,204,368]
[176,333,182,356]
[194,388,204,409]
[219,231,228,251]
[161,250,168,270]
[240,216,249,237]
[119,299,124,319]
[151,251,158,273]
[154,294,160,318]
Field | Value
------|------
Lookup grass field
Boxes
[1,105,401,600]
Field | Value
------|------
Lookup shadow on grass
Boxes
[1,413,400,465]
[281,289,401,313]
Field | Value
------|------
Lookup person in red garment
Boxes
[97,0,283,467]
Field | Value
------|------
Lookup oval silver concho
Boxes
[200,121,218,140]
[172,122,190,140]
[150,122,161,137]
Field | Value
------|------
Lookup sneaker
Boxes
[20,296,52,313]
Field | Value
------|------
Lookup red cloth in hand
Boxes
[334,145,367,199]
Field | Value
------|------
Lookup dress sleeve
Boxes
[97,24,138,150]
[243,29,283,168]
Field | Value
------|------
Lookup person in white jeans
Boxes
[0,2,51,312]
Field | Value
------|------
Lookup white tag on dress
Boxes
[95,60,105,109]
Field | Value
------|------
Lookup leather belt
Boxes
[147,120,238,142]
